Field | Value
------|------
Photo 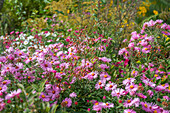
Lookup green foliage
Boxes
[0,0,52,35]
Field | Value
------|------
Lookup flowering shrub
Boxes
[0,6,170,111]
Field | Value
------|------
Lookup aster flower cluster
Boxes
[0,19,169,113]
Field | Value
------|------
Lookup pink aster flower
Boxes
[103,102,114,109]
[162,31,170,36]
[100,72,111,81]
[154,85,165,92]
[40,60,53,71]
[0,85,7,93]
[131,98,140,107]
[99,64,109,70]
[138,40,148,46]
[123,98,133,107]
[81,59,93,68]
[98,45,106,51]
[47,86,60,100]
[92,102,103,112]
[147,90,154,97]
[125,83,138,95]
[99,57,111,63]
[95,80,106,90]
[128,42,135,48]
[0,102,5,111]
[147,20,156,27]
[123,39,127,42]
[5,89,22,100]
[130,31,140,41]
[155,19,163,24]
[142,80,156,88]
[142,47,150,53]
[111,88,125,98]
[124,109,136,113]
[163,96,169,101]
[141,102,159,113]
[69,92,77,98]
[137,93,147,99]
[131,70,138,77]
[123,78,136,86]
[105,82,117,91]
[39,92,50,102]
[85,71,98,80]
[118,48,128,55]
[62,98,72,107]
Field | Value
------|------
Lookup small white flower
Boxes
[22,49,26,51]
[52,33,56,37]
[34,45,38,49]
[56,38,60,41]
[40,46,44,49]
[45,33,50,37]
[27,36,34,40]
[24,40,29,45]
[64,51,67,54]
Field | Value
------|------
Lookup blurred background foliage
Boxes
[0,0,169,36]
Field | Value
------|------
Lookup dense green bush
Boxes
[0,0,53,35]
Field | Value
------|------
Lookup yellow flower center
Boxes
[95,102,99,105]
[3,81,7,85]
[52,91,55,94]
[91,73,95,76]
[144,104,147,108]
[104,75,107,78]
[130,85,134,89]
[99,82,102,85]
[132,71,135,74]
[153,110,157,113]
[65,101,68,104]
[109,85,113,88]
[44,64,48,67]
[28,76,31,80]
[106,103,109,106]
[70,53,72,55]
[127,100,131,103]
[144,48,148,50]
[127,78,130,80]
[164,31,168,34]
[42,95,45,98]
[154,74,158,77]
[162,84,165,86]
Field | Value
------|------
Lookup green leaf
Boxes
[55,10,64,15]
[153,77,156,82]
[145,74,150,79]
[156,79,161,85]
[51,104,58,113]
[17,83,26,95]
[32,84,38,91]
[38,79,47,93]
[46,103,50,112]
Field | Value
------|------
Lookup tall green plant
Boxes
[0,0,52,35]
